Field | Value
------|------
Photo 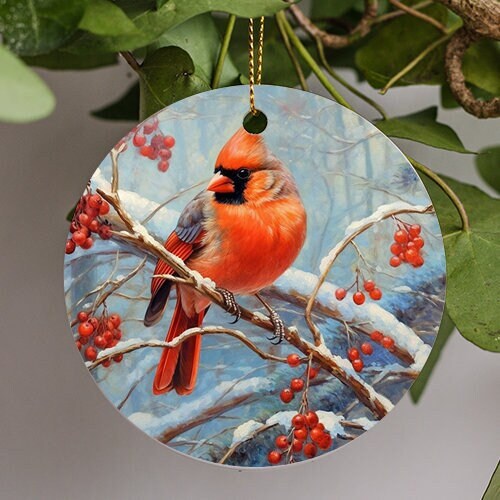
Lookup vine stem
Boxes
[315,38,388,120]
[211,14,236,89]
[119,51,141,73]
[408,156,470,232]
[279,12,353,110]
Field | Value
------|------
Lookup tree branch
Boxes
[389,0,448,33]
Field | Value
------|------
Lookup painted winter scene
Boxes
[64,86,446,467]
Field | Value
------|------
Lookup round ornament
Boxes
[64,85,446,467]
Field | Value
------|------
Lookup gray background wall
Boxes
[1,58,498,500]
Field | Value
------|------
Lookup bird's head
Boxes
[207,128,291,205]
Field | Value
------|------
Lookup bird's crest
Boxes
[216,128,268,170]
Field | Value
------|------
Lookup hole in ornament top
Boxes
[243,110,268,134]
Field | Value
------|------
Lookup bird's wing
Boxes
[144,192,208,326]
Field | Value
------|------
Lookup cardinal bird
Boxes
[144,128,307,395]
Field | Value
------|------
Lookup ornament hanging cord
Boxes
[248,17,265,116]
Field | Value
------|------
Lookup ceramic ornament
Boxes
[64,85,446,467]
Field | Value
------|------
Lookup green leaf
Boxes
[376,107,472,153]
[355,4,449,88]
[0,0,87,56]
[222,17,312,88]
[311,0,364,18]
[422,175,500,352]
[92,82,139,121]
[476,146,500,194]
[79,0,139,36]
[151,14,240,87]
[0,45,55,123]
[64,0,291,54]
[482,462,500,500]
[139,46,211,119]
[410,308,454,403]
[23,50,117,70]
[463,40,500,96]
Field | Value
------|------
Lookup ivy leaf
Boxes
[92,82,139,121]
[376,107,472,153]
[23,51,117,70]
[422,175,500,352]
[0,0,87,56]
[463,39,500,96]
[482,462,500,500]
[410,308,454,403]
[476,146,500,194]
[152,14,240,87]
[0,45,55,123]
[79,0,140,36]
[311,0,364,18]
[355,4,448,88]
[139,46,211,119]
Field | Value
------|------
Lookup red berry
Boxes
[363,280,375,292]
[412,255,424,268]
[305,411,319,428]
[65,239,76,254]
[78,336,89,346]
[315,423,325,432]
[98,225,112,240]
[77,311,88,323]
[113,354,123,363]
[109,314,121,327]
[158,148,172,159]
[394,229,409,244]
[412,236,424,249]
[84,346,97,361]
[292,439,303,452]
[335,288,347,300]
[81,237,93,250]
[353,291,365,305]
[151,134,164,149]
[78,321,94,337]
[361,342,373,355]
[405,248,419,264]
[143,121,157,135]
[133,134,146,147]
[94,335,106,349]
[290,378,305,392]
[267,450,282,465]
[275,435,289,449]
[105,319,116,331]
[88,194,103,209]
[99,200,110,216]
[163,135,175,148]
[88,317,99,330]
[352,358,364,372]
[280,388,294,404]
[390,256,401,267]
[103,330,114,343]
[157,160,169,172]
[370,330,383,342]
[294,428,308,441]
[381,336,395,350]
[88,219,100,233]
[347,347,360,361]
[308,367,318,380]
[140,145,154,157]
[310,426,325,443]
[409,224,421,237]
[78,213,91,227]
[399,252,407,262]
[69,221,79,233]
[369,288,382,300]
[72,230,87,246]
[318,434,332,450]
[287,353,301,367]
[102,359,111,368]
[84,205,99,218]
[292,414,306,428]
[303,443,317,458]
[390,243,402,255]
[114,329,122,340]
[75,340,82,350]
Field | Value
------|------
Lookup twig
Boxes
[408,156,470,232]
[389,0,448,33]
[275,12,309,91]
[373,0,433,24]
[119,51,141,73]
[380,32,453,94]
[212,14,236,89]
[279,12,352,109]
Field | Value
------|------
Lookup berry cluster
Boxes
[268,354,331,465]
[370,330,395,351]
[131,118,176,173]
[389,222,424,268]
[335,278,382,307]
[65,189,111,255]
[347,341,374,373]
[74,309,123,367]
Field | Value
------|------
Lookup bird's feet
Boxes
[216,287,241,323]
[255,293,286,345]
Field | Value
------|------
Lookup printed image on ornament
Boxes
[64,86,446,467]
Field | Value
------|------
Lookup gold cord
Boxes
[249,17,265,115]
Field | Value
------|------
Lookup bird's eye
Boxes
[237,168,250,180]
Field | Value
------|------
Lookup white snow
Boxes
[350,417,376,430]
[231,420,263,446]
[316,411,345,436]
[265,411,296,428]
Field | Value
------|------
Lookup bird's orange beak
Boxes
[207,172,234,193]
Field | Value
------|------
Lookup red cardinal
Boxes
[144,128,307,395]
